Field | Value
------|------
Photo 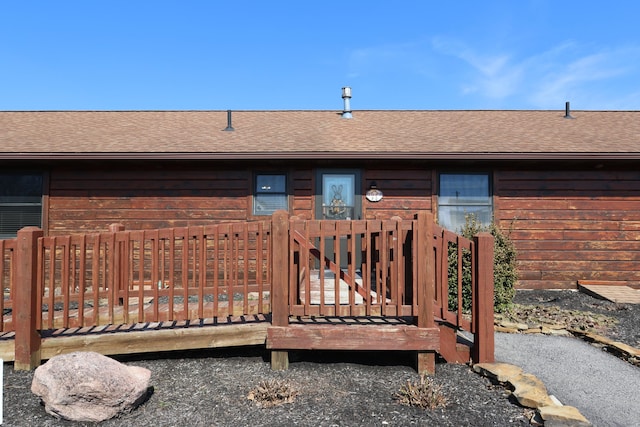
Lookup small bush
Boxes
[395,375,448,410]
[448,215,517,313]
[247,379,298,408]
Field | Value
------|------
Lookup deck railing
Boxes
[34,222,272,330]
[2,210,494,370]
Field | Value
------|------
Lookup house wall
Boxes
[47,167,252,233]
[44,163,640,290]
[47,163,434,228]
[494,169,640,289]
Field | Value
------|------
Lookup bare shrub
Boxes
[247,379,298,408]
[395,375,448,410]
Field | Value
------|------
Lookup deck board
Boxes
[579,284,640,304]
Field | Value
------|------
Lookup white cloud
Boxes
[527,46,639,108]
[431,37,640,109]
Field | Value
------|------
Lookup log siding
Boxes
[40,163,640,290]
[495,170,640,289]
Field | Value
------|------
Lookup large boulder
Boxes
[31,351,152,422]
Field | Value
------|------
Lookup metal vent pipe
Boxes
[564,101,574,119]
[341,87,352,119]
[224,110,235,131]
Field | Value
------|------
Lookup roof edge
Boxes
[2,152,640,161]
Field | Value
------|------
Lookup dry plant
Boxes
[247,379,298,408]
[395,375,448,410]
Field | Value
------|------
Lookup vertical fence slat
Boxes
[35,238,43,331]
[77,235,86,327]
[256,222,264,314]
[61,236,70,329]
[393,218,403,315]
[288,220,296,312]
[0,240,5,332]
[46,238,56,330]
[166,228,176,321]
[348,221,356,313]
[242,224,249,315]
[364,221,372,316]
[151,230,160,323]
[332,222,340,314]
[457,236,464,325]
[211,225,219,318]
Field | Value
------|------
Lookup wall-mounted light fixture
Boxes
[365,181,383,202]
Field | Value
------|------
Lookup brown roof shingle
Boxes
[1,110,639,160]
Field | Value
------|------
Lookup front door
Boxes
[315,170,362,269]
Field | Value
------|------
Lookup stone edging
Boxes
[473,362,591,426]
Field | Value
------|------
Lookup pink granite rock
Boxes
[31,351,151,422]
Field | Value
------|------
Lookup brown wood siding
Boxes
[291,168,313,219]
[363,169,433,220]
[494,170,640,290]
[48,167,251,234]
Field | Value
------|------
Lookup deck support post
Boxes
[270,210,290,370]
[14,227,43,370]
[415,212,436,374]
[473,232,495,363]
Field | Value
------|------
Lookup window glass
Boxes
[0,173,43,238]
[253,174,287,215]
[438,173,491,231]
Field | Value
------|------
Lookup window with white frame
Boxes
[0,173,43,239]
[438,173,491,232]
[253,174,287,215]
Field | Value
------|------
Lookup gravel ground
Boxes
[2,289,638,426]
[513,289,640,348]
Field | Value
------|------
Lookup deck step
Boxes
[437,324,471,364]
[267,324,440,351]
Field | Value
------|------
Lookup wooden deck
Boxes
[0,313,270,362]
[2,211,495,372]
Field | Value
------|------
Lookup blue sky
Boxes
[2,1,639,111]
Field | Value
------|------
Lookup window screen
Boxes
[438,173,491,231]
[0,173,43,238]
[253,174,287,215]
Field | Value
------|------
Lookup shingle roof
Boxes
[1,110,639,160]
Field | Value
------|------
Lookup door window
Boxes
[321,174,356,220]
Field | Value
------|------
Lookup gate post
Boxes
[270,210,290,370]
[14,227,43,370]
[473,232,495,363]
[415,212,436,374]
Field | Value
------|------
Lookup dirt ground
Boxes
[2,289,638,427]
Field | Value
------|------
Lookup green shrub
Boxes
[447,215,517,313]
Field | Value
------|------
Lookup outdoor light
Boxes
[365,182,383,202]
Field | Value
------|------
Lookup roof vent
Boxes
[564,101,574,119]
[341,86,352,119]
[224,110,235,131]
